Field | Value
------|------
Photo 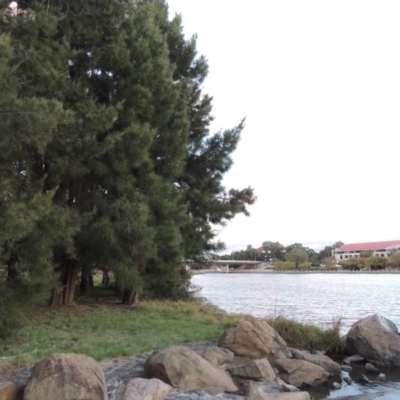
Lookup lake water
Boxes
[191,272,400,334]
[191,272,400,399]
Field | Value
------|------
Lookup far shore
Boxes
[193,269,400,274]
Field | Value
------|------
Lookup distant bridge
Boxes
[208,260,264,273]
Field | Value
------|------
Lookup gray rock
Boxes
[196,346,234,366]
[23,353,108,400]
[343,376,352,385]
[228,358,276,382]
[359,374,370,383]
[346,314,400,367]
[245,385,311,400]
[276,377,300,392]
[115,378,172,400]
[344,355,364,364]
[290,348,341,376]
[144,345,238,392]
[218,319,287,362]
[365,363,380,373]
[274,358,329,387]
[376,373,386,381]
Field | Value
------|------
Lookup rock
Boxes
[195,346,234,366]
[144,345,237,392]
[0,381,19,400]
[359,374,370,383]
[377,373,386,381]
[344,355,364,364]
[115,378,172,400]
[310,350,325,356]
[228,359,276,381]
[343,376,352,385]
[341,365,352,372]
[276,377,300,392]
[346,314,400,367]
[290,349,341,376]
[365,363,380,373]
[274,358,329,387]
[23,353,108,400]
[218,319,287,362]
[245,385,311,400]
[332,382,341,389]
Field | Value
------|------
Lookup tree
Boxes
[273,260,295,270]
[321,257,336,268]
[229,245,261,261]
[167,12,256,259]
[285,248,309,270]
[389,252,400,268]
[262,241,285,261]
[360,250,373,258]
[0,32,77,336]
[365,256,387,271]
[2,0,255,309]
[318,241,344,262]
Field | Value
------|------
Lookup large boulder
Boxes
[144,345,237,392]
[274,358,329,387]
[245,385,311,400]
[346,314,400,367]
[228,358,276,381]
[218,319,287,362]
[0,381,19,400]
[116,378,172,400]
[290,349,341,376]
[23,353,108,400]
[195,346,234,366]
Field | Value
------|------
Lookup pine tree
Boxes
[0,31,77,336]
[1,0,256,312]
[164,9,256,260]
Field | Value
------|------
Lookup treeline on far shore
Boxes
[215,241,400,271]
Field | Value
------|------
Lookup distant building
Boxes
[333,240,400,261]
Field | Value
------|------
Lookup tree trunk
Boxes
[121,290,138,306]
[7,264,18,285]
[102,269,110,286]
[49,258,78,306]
[80,272,90,295]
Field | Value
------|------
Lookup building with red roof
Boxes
[333,240,400,261]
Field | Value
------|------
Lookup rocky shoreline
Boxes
[1,314,400,400]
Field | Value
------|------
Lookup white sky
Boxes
[167,0,400,253]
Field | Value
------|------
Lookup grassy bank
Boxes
[267,317,345,354]
[0,297,344,372]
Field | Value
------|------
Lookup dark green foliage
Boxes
[0,33,77,335]
[0,0,255,330]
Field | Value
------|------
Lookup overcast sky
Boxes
[167,0,400,253]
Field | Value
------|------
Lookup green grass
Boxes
[0,296,345,372]
[0,299,243,371]
[266,316,345,354]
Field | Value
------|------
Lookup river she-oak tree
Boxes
[0,0,255,336]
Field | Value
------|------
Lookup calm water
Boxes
[191,272,400,399]
[192,272,400,334]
